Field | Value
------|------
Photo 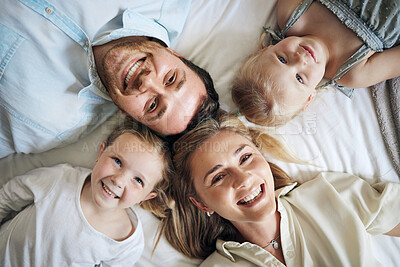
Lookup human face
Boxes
[189,131,276,224]
[94,38,207,135]
[90,133,163,211]
[258,36,326,110]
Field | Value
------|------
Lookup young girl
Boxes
[0,119,173,266]
[232,0,400,127]
[162,112,400,265]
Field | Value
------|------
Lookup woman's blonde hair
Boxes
[160,111,298,259]
[232,49,304,127]
[104,117,173,218]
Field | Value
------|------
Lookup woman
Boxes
[162,112,400,266]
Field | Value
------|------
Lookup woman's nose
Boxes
[232,169,251,189]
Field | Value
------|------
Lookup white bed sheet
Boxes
[0,0,399,266]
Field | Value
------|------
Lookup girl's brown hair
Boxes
[160,111,299,259]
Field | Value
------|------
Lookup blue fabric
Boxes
[0,0,191,157]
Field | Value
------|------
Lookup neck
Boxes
[233,209,281,247]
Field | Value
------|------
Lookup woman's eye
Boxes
[166,73,176,85]
[296,74,303,84]
[113,157,122,166]
[147,98,158,113]
[278,56,287,64]
[211,174,225,185]
[240,153,252,164]
[134,177,143,186]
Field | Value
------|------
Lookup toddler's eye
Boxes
[113,157,122,166]
[278,56,287,64]
[296,74,303,84]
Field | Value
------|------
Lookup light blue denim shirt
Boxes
[0,0,191,157]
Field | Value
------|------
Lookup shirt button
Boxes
[286,251,295,258]
[85,41,90,47]
[45,7,53,14]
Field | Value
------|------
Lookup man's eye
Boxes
[147,98,158,113]
[113,157,122,166]
[166,73,176,85]
[296,74,303,84]
[278,56,287,64]
[240,153,252,164]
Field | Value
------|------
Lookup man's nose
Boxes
[138,73,164,94]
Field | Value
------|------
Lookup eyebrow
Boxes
[176,71,187,91]
[146,107,166,122]
[202,144,249,182]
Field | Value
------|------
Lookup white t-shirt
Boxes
[0,163,144,266]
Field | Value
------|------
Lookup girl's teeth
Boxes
[102,182,117,198]
[125,59,144,86]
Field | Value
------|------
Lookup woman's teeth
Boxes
[102,182,118,198]
[238,187,263,205]
[125,59,144,87]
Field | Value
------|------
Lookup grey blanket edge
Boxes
[371,76,400,179]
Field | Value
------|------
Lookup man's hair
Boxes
[164,56,220,143]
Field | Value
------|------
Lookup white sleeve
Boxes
[323,172,400,235]
[0,165,60,223]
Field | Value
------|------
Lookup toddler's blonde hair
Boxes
[232,49,304,127]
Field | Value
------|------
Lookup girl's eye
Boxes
[166,73,176,85]
[211,174,225,185]
[113,157,122,167]
[278,56,287,64]
[296,74,303,84]
[147,98,158,113]
[240,153,252,164]
[134,177,144,186]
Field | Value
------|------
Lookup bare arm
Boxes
[339,46,400,88]
[384,223,400,237]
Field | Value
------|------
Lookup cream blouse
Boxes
[200,172,400,267]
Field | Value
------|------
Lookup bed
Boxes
[0,0,399,266]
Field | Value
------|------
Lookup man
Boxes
[0,0,219,158]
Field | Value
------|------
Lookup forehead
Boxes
[110,133,164,181]
[191,131,254,164]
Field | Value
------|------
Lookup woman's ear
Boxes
[303,89,317,110]
[189,196,214,215]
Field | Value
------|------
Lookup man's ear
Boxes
[167,47,185,58]
[303,89,317,111]
[189,196,214,215]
